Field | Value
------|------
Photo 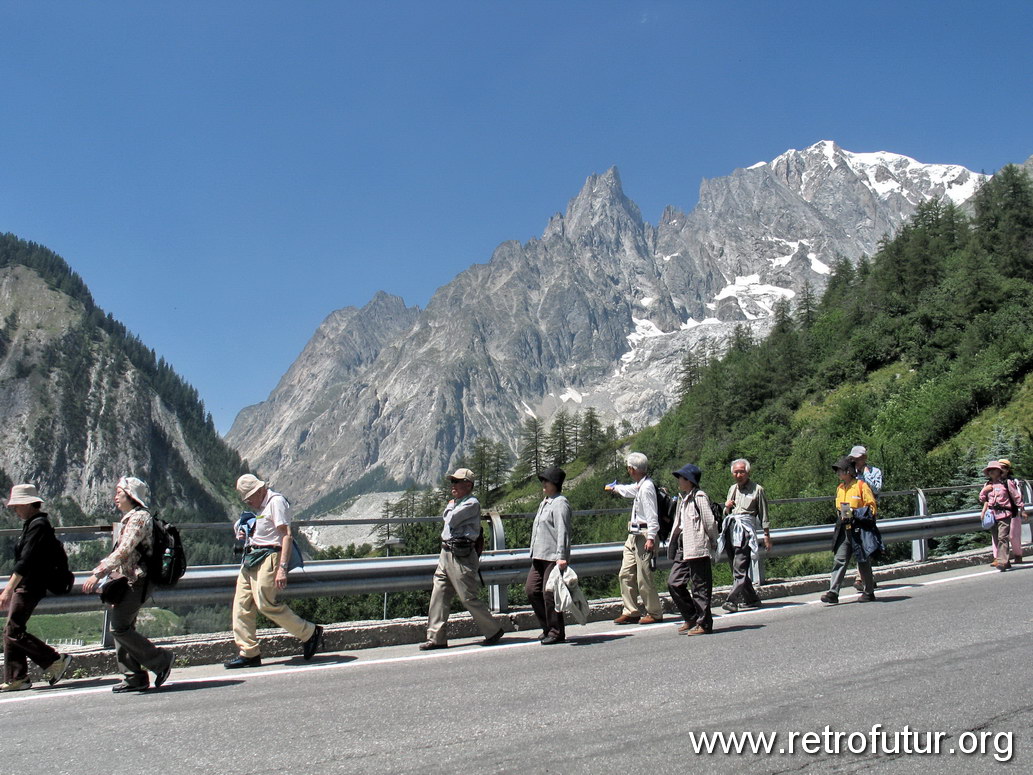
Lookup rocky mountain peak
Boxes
[544,165,644,243]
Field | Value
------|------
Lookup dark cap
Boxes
[832,456,855,472]
[538,467,566,488]
[672,463,702,486]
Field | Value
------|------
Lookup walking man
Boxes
[225,474,322,668]
[719,459,770,612]
[605,452,664,624]
[420,468,505,650]
[850,445,883,497]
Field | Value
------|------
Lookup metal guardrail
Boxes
[12,482,1031,619]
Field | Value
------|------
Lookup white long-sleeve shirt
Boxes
[613,477,659,540]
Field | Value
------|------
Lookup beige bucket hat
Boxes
[236,474,267,500]
[7,484,43,507]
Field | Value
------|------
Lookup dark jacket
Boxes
[13,512,58,590]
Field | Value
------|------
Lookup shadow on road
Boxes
[34,677,117,691]
[282,654,358,666]
[568,633,632,646]
[859,594,911,603]
[711,624,765,634]
[156,679,245,693]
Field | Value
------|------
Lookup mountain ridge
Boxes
[226,141,995,506]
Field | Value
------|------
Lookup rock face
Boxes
[227,141,987,505]
[0,237,242,518]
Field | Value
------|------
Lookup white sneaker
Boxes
[43,654,73,686]
[0,678,32,692]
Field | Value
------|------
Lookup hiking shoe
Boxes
[0,679,32,692]
[684,625,709,636]
[639,615,663,625]
[153,651,174,688]
[541,635,566,645]
[721,601,739,613]
[613,614,641,625]
[858,592,876,603]
[111,680,149,693]
[43,654,73,687]
[302,625,323,661]
[224,655,262,669]
[418,641,448,651]
[677,622,694,633]
[820,592,839,605]
[480,628,505,646]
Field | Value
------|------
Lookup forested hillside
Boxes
[630,164,1033,510]
[0,234,247,574]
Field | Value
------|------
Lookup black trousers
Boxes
[525,559,565,639]
[109,580,169,681]
[3,585,60,683]
[667,554,713,631]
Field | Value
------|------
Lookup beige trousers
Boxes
[232,552,316,657]
[619,533,662,617]
[426,548,499,645]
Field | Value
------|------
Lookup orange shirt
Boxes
[836,479,877,516]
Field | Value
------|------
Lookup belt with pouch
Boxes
[242,544,281,568]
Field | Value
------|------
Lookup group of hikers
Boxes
[0,474,323,693]
[1,449,1025,692]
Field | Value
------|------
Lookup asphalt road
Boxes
[2,563,1030,775]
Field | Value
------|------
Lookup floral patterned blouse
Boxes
[93,508,153,586]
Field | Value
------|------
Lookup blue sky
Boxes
[2,1,1031,434]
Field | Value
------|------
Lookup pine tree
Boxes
[974,165,1033,280]
[515,416,545,479]
[795,281,817,330]
[544,410,572,467]
[579,408,605,463]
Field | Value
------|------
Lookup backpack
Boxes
[655,486,678,543]
[147,516,187,586]
[34,517,74,596]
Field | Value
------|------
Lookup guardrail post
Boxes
[912,489,928,562]
[101,520,121,648]
[486,511,508,613]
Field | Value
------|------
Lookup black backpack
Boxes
[148,516,187,586]
[655,486,678,543]
[38,517,74,595]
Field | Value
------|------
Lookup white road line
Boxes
[0,565,1008,706]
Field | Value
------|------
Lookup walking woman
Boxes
[993,459,1025,566]
[82,477,174,692]
[980,461,1022,572]
[821,457,878,604]
[525,467,572,645]
[1,485,73,692]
